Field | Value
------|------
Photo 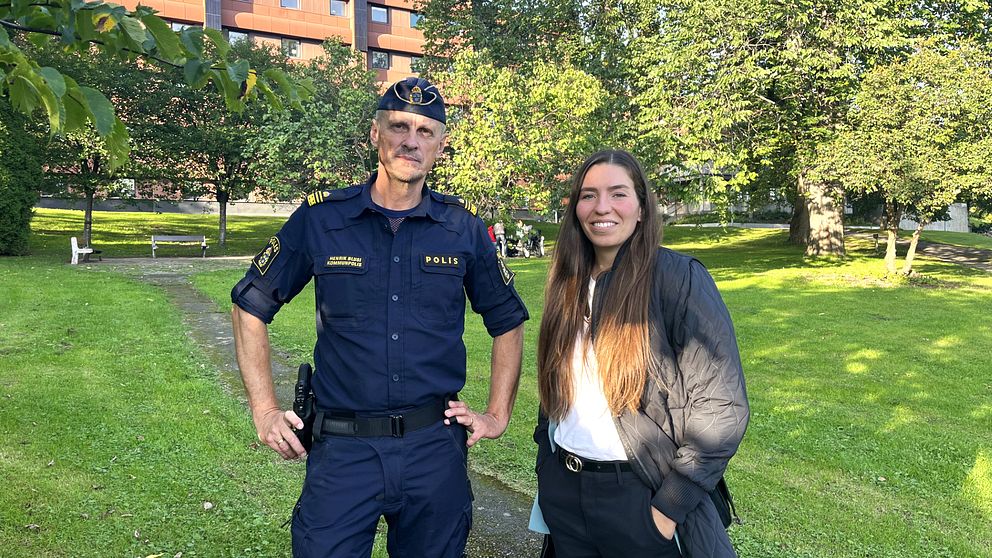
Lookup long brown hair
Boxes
[537,150,662,420]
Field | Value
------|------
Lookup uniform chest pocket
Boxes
[414,254,467,326]
[313,255,375,330]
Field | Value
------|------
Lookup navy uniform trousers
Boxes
[291,421,472,558]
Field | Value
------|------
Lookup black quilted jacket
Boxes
[536,247,749,557]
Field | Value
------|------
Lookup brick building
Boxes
[118,0,425,83]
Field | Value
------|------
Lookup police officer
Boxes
[230,77,528,558]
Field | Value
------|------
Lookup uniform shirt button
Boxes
[391,333,399,341]
[391,294,399,301]
[393,256,400,263]
[392,374,400,382]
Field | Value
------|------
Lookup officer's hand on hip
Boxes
[255,408,307,460]
[444,400,507,447]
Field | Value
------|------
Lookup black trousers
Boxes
[536,449,681,558]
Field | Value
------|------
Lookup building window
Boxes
[330,0,346,16]
[410,55,423,73]
[370,50,390,70]
[282,38,301,58]
[226,29,250,44]
[370,5,388,23]
[280,0,299,8]
[410,12,422,28]
[170,22,193,31]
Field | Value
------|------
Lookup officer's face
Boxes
[371,111,447,185]
[575,163,642,259]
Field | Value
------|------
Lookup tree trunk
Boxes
[217,188,229,247]
[804,176,845,256]
[902,221,925,275]
[882,200,901,275]
[83,188,94,248]
[789,182,810,245]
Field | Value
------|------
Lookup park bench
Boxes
[70,236,102,264]
[151,235,208,258]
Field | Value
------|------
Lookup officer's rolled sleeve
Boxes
[231,275,282,323]
[464,218,528,337]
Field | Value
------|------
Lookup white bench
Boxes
[70,237,101,264]
[151,235,208,258]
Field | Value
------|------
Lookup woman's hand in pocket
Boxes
[651,507,677,540]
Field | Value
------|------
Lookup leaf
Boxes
[106,117,131,171]
[254,80,282,112]
[211,68,246,112]
[37,67,66,98]
[92,12,117,33]
[202,27,229,58]
[183,59,210,89]
[80,86,115,136]
[179,27,204,58]
[118,16,148,44]
[141,14,182,62]
[226,59,249,84]
[240,69,257,100]
[9,73,41,115]
[63,77,90,131]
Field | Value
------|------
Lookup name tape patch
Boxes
[423,255,460,267]
[325,255,365,269]
[253,236,281,275]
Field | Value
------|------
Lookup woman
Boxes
[529,150,749,558]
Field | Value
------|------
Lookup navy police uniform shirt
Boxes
[231,174,529,413]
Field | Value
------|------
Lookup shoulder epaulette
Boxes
[435,192,478,216]
[306,186,362,207]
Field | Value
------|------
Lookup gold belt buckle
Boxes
[564,453,583,473]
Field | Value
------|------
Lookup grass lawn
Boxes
[6,209,992,556]
[920,230,992,251]
[29,208,287,260]
[0,257,321,557]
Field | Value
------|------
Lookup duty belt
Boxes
[558,448,634,474]
[315,398,448,439]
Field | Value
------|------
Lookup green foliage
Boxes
[817,42,992,225]
[438,50,610,215]
[249,41,379,198]
[0,103,41,255]
[0,0,311,170]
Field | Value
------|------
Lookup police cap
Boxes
[377,77,446,125]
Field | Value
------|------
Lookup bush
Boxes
[0,106,41,256]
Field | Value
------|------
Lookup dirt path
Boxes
[92,257,543,556]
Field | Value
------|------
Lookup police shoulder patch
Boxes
[253,236,281,275]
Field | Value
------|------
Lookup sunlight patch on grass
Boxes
[962,451,992,520]
[881,405,919,433]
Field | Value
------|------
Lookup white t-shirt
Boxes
[553,278,629,461]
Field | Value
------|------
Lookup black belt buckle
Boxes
[564,453,583,473]
[390,415,405,437]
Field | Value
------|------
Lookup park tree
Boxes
[629,0,929,257]
[815,42,992,275]
[1,0,309,170]
[437,50,610,217]
[249,41,380,198]
[0,103,42,255]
